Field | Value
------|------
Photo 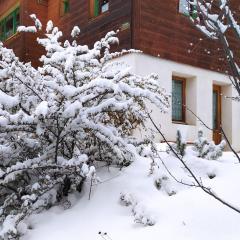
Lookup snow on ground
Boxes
[23,145,240,240]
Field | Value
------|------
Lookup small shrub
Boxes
[167,130,186,157]
[193,130,226,160]
[119,192,156,226]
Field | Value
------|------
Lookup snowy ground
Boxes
[23,145,240,240]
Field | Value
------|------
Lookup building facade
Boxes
[0,0,240,150]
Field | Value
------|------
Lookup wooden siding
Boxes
[0,0,24,61]
[0,0,239,74]
[0,0,48,66]
[133,0,240,74]
[47,0,132,51]
[22,0,48,66]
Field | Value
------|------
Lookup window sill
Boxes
[88,11,110,23]
[3,32,20,43]
[172,121,188,125]
[172,121,197,127]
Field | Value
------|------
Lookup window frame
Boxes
[0,7,20,42]
[172,76,186,123]
[89,0,109,19]
[60,0,70,17]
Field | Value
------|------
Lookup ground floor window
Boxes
[172,76,186,122]
[0,7,20,41]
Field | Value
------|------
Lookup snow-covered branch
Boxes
[188,0,240,95]
[0,17,169,239]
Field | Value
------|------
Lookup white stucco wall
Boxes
[117,53,240,151]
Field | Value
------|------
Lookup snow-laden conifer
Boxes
[193,130,226,160]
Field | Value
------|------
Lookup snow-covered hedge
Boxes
[0,17,169,239]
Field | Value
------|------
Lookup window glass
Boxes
[101,0,109,14]
[179,0,189,15]
[172,79,184,121]
[15,9,20,28]
[64,0,69,13]
[0,7,20,41]
[179,0,197,18]
[0,22,4,41]
[90,0,109,18]
[5,14,14,39]
[60,0,69,16]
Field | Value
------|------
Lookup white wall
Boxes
[117,53,240,151]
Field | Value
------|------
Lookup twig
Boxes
[147,112,240,214]
[88,176,94,200]
[184,104,240,163]
[152,146,198,188]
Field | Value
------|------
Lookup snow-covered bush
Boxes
[120,192,155,226]
[193,130,226,160]
[167,130,186,157]
[0,16,169,239]
[132,203,156,226]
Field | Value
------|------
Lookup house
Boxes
[0,0,240,150]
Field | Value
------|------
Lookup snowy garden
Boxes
[0,0,240,239]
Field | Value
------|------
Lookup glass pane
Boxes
[179,0,189,15]
[172,80,183,121]
[5,14,14,39]
[101,0,109,13]
[0,22,4,41]
[15,9,20,29]
[64,0,69,13]
[213,91,218,130]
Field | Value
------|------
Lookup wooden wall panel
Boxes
[0,0,48,66]
[0,0,25,61]
[23,0,48,66]
[133,0,240,74]
[47,0,132,51]
[0,0,20,16]
[1,0,238,74]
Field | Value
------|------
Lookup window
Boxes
[179,0,197,19]
[0,7,20,42]
[60,0,70,16]
[172,77,186,122]
[89,0,109,18]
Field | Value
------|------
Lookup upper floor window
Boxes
[0,7,20,42]
[60,0,70,16]
[89,0,109,18]
[172,76,186,122]
[179,0,197,18]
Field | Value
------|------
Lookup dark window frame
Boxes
[60,0,70,17]
[0,7,20,42]
[89,0,109,19]
[172,76,186,123]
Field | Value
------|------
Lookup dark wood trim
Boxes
[172,76,186,124]
[213,84,222,144]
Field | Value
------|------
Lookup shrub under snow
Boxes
[0,17,169,239]
[120,192,156,226]
[192,130,226,160]
[167,130,186,157]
